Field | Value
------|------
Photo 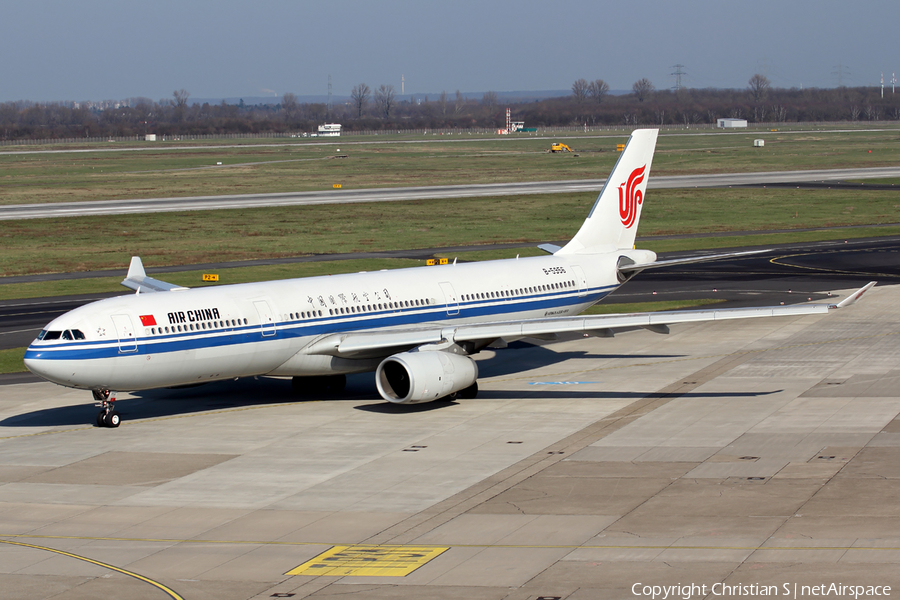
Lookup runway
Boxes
[1,281,898,599]
[3,166,900,220]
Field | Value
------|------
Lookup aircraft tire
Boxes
[104,411,121,428]
[97,411,107,427]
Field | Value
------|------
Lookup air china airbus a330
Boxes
[25,129,874,427]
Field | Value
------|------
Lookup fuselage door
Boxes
[572,265,588,297]
[111,314,138,353]
[439,281,459,316]
[253,300,276,337]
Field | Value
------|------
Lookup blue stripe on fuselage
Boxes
[25,287,613,361]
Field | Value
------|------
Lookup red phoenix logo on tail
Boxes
[618,165,646,228]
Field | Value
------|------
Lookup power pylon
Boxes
[670,64,686,91]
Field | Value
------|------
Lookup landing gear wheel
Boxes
[93,389,119,427]
[103,411,121,428]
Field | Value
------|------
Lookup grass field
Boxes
[2,127,899,206]
[1,125,898,299]
[0,348,26,374]
[1,185,898,280]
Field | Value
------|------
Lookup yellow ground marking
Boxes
[285,545,449,577]
[770,250,899,279]
[0,538,184,600]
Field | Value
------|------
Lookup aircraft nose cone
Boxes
[24,345,49,378]
[23,345,69,386]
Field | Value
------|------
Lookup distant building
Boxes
[317,123,341,137]
[717,118,748,129]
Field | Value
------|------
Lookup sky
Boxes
[3,0,898,103]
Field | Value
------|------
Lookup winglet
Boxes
[121,256,189,293]
[833,282,876,308]
[127,256,147,279]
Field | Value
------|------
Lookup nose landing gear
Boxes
[92,389,121,428]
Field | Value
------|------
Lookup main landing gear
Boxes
[93,389,121,428]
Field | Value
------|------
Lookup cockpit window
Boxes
[38,329,84,341]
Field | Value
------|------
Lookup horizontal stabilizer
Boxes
[121,257,188,293]
[537,243,562,254]
[618,249,769,276]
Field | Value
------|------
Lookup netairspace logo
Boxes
[632,583,892,600]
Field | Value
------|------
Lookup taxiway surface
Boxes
[1,281,899,599]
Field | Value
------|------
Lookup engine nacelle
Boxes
[376,350,478,404]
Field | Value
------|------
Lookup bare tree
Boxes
[481,91,498,112]
[454,90,465,115]
[281,93,298,120]
[771,104,787,122]
[351,83,370,118]
[748,74,771,103]
[172,89,190,121]
[571,78,590,103]
[589,79,610,104]
[631,78,654,102]
[752,105,767,122]
[849,105,860,121]
[374,84,396,118]
[680,111,697,127]
[173,89,190,108]
[438,91,449,115]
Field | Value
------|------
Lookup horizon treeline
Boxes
[2,79,899,140]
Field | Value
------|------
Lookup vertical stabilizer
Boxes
[557,128,659,254]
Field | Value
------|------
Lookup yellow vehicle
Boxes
[550,143,572,153]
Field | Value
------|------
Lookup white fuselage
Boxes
[25,251,623,391]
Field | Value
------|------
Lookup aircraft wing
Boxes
[305,282,875,359]
[121,257,188,293]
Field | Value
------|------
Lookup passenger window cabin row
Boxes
[283,299,436,321]
[148,318,248,336]
[461,280,576,303]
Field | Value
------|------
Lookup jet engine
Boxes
[376,350,478,404]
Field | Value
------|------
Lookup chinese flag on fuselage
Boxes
[139,315,157,326]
